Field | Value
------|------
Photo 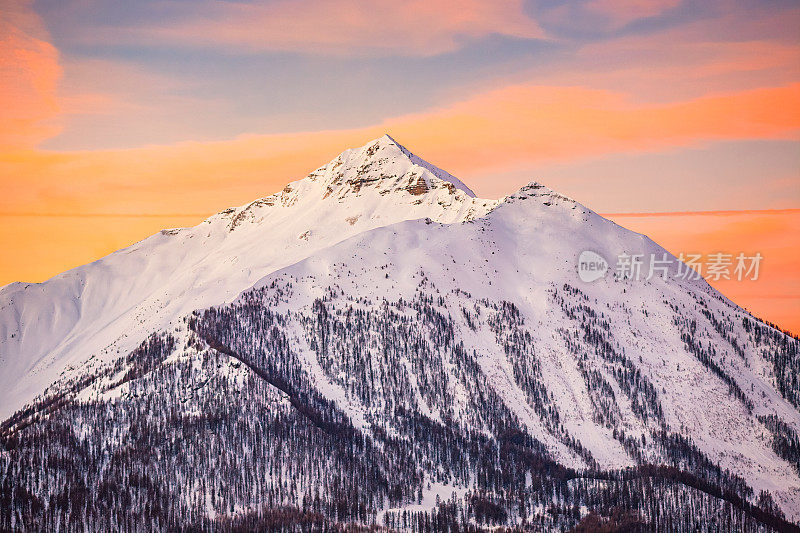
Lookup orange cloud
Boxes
[386,83,800,174]
[603,208,800,217]
[0,0,61,149]
[2,82,798,216]
[105,0,544,56]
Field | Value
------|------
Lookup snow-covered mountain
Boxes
[0,135,494,421]
[1,136,798,531]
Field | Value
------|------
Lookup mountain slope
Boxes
[1,137,799,531]
[0,135,495,420]
[194,181,800,518]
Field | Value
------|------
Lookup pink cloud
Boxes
[109,0,545,56]
[468,22,800,106]
[0,0,62,149]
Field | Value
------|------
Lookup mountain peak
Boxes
[313,135,477,200]
[376,132,401,148]
[502,180,577,207]
[207,135,488,231]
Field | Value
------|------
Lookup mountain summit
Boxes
[312,133,477,198]
[1,137,799,531]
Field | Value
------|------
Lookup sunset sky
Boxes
[1,0,798,331]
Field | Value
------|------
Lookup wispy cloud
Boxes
[30,0,800,151]
[602,208,800,217]
[581,0,682,29]
[385,83,800,174]
[0,0,61,149]
[85,0,545,56]
[2,81,798,218]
